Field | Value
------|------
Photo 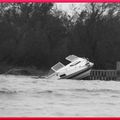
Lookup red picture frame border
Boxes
[0,0,119,2]
[0,0,120,119]
[0,117,120,120]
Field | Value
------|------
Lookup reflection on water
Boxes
[0,75,120,116]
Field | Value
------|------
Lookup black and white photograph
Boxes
[0,2,120,117]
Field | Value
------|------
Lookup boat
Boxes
[46,55,94,80]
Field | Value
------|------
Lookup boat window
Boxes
[70,61,81,66]
[51,62,65,72]
[66,55,79,62]
[60,74,66,78]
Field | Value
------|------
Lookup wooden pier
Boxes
[89,62,120,80]
[90,70,117,80]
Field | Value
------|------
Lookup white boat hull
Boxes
[46,66,92,80]
[59,67,92,80]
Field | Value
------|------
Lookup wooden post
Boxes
[116,62,120,80]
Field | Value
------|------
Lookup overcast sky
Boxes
[55,3,86,15]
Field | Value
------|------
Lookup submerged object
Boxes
[46,55,94,80]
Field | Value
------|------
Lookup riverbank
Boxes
[0,62,49,77]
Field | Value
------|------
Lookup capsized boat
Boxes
[46,55,94,80]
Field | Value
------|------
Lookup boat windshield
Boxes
[51,62,65,72]
[65,55,79,62]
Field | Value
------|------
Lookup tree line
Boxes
[0,3,120,70]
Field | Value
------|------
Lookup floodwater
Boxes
[0,75,120,117]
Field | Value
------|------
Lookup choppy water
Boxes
[0,75,120,117]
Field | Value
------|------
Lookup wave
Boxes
[0,88,17,94]
[68,88,120,93]
[0,87,119,95]
[33,88,120,97]
[36,90,53,94]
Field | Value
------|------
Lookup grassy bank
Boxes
[0,62,49,77]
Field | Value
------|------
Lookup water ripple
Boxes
[0,75,120,116]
